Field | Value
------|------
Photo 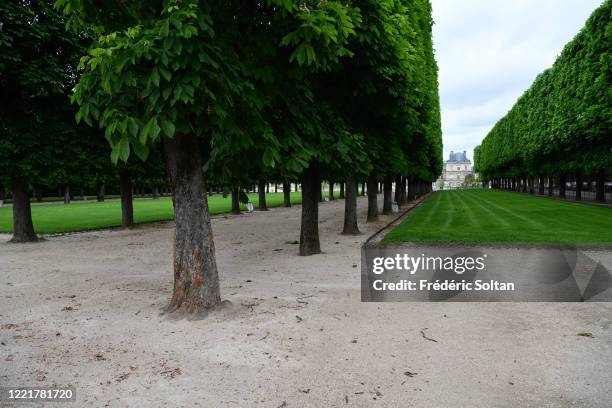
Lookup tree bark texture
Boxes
[342,175,360,235]
[283,182,291,207]
[394,175,401,204]
[164,133,221,314]
[11,177,37,242]
[382,175,393,215]
[231,188,241,214]
[258,180,268,210]
[119,170,134,228]
[63,184,71,204]
[299,162,322,255]
[366,174,378,222]
[97,184,105,202]
[328,182,334,201]
[399,177,407,205]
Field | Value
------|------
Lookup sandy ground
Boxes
[1,197,611,407]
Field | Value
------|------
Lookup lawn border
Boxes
[365,193,432,246]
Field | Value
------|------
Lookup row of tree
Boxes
[1,0,442,315]
[474,0,611,202]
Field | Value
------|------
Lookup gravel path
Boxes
[1,197,611,407]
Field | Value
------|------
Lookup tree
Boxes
[57,0,367,310]
[475,1,611,202]
[0,0,86,242]
[342,176,360,234]
[463,173,475,187]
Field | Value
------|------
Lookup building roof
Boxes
[446,150,471,163]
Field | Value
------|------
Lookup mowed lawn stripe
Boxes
[0,192,315,235]
[475,191,550,231]
[414,187,443,229]
[384,189,612,245]
[458,190,512,230]
[442,190,456,230]
[459,190,528,241]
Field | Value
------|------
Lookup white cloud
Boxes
[431,0,604,163]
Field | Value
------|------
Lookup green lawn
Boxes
[0,191,321,234]
[383,189,612,245]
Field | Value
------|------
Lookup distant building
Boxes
[438,150,474,189]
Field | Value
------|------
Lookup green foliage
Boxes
[65,0,238,164]
[56,0,441,189]
[0,0,95,188]
[475,0,612,180]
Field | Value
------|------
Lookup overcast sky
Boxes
[430,0,604,163]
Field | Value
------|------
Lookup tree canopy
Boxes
[475,0,612,181]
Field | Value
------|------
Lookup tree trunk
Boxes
[119,170,134,228]
[339,182,345,199]
[559,175,566,199]
[299,162,321,256]
[366,174,378,222]
[266,183,269,194]
[575,174,582,201]
[400,176,407,205]
[231,188,241,214]
[257,180,268,210]
[274,184,278,193]
[394,175,401,204]
[97,184,105,202]
[328,182,334,201]
[596,171,606,203]
[11,177,37,242]
[538,177,544,195]
[63,184,71,204]
[35,186,43,202]
[153,185,160,199]
[163,133,220,314]
[342,175,360,235]
[360,182,366,196]
[283,182,291,207]
[382,175,393,215]
[548,177,553,196]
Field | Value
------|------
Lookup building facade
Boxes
[439,150,474,189]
